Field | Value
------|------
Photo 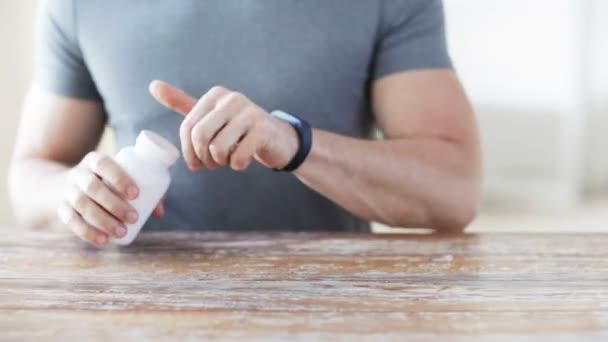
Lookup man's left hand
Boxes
[149,80,299,172]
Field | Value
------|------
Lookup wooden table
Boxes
[1,231,607,341]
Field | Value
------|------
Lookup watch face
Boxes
[271,110,300,125]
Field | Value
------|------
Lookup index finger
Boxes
[149,80,204,171]
[149,80,197,116]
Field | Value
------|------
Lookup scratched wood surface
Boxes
[1,231,607,341]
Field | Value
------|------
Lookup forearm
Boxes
[8,159,70,229]
[294,129,481,232]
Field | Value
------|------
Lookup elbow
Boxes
[385,184,480,234]
[430,153,482,233]
[379,195,479,233]
[431,199,479,234]
[7,164,26,227]
[7,163,18,212]
[430,182,481,233]
[8,188,46,229]
[7,170,22,226]
[7,162,43,229]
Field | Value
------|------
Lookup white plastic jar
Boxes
[111,130,180,245]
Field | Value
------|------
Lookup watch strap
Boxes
[271,110,312,172]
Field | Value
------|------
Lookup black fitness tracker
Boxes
[271,110,313,172]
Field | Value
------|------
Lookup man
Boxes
[9,0,481,247]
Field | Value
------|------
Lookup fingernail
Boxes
[127,211,139,224]
[191,160,202,171]
[127,186,139,200]
[185,158,201,171]
[96,235,107,245]
[149,81,159,96]
[115,226,127,237]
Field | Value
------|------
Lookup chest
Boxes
[77,1,380,123]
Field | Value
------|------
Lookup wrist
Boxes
[292,128,318,177]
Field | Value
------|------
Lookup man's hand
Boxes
[149,81,299,172]
[57,152,167,247]
[57,152,140,246]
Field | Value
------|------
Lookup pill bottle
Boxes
[111,130,179,245]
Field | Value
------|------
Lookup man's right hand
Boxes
[57,152,140,246]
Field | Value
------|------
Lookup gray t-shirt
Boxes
[35,0,451,232]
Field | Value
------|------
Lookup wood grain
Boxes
[1,231,607,341]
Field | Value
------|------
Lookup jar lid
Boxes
[135,130,180,166]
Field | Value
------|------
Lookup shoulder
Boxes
[39,0,76,18]
[379,0,444,29]
[37,0,80,44]
[38,0,77,30]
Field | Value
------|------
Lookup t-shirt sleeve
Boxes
[34,0,101,100]
[372,0,452,80]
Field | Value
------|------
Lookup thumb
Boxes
[149,80,197,116]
